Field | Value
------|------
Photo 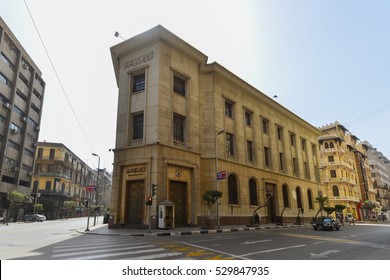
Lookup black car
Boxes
[312,217,340,231]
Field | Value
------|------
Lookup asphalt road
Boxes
[160,223,390,260]
[2,219,390,260]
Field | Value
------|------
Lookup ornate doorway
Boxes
[126,180,145,225]
[169,181,187,226]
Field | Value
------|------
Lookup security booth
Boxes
[158,200,174,229]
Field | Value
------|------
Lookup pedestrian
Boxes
[253,212,260,226]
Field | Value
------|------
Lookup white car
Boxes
[33,214,46,222]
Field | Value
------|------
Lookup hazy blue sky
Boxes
[2,0,390,170]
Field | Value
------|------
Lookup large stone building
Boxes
[319,122,377,221]
[110,26,325,228]
[0,17,45,217]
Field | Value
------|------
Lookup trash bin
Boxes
[103,213,110,224]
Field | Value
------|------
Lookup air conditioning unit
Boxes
[12,167,20,172]
[11,128,18,134]
[21,116,28,122]
[32,142,38,147]
[3,102,12,109]
[23,63,29,70]
[35,126,40,131]
[28,172,33,176]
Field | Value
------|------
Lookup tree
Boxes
[7,191,28,221]
[314,195,329,218]
[202,190,222,227]
[335,204,346,219]
[63,201,77,218]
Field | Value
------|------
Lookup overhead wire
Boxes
[344,104,390,127]
[23,0,95,152]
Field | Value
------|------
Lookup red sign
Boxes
[217,171,227,180]
[86,186,97,192]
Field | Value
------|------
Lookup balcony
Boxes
[37,172,72,181]
[323,161,354,170]
[328,196,360,203]
[324,177,357,186]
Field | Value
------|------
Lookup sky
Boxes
[1,0,390,172]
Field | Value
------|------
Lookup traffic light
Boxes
[152,184,157,197]
[146,196,152,206]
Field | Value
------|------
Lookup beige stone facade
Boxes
[110,26,325,228]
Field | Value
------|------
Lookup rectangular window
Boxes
[328,155,335,162]
[49,149,55,160]
[262,118,269,134]
[173,114,185,142]
[0,72,13,88]
[0,52,15,71]
[279,153,285,171]
[264,146,271,167]
[293,157,299,177]
[132,73,145,93]
[173,75,186,96]
[226,133,234,156]
[133,113,144,140]
[37,148,43,159]
[304,162,310,180]
[225,100,234,118]
[245,110,252,126]
[330,170,337,178]
[247,141,253,162]
[301,138,307,151]
[290,133,296,146]
[277,126,283,141]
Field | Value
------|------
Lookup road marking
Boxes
[240,244,306,257]
[52,244,155,258]
[70,248,166,260]
[280,233,388,249]
[126,252,183,260]
[170,240,250,260]
[310,250,340,258]
[241,240,272,245]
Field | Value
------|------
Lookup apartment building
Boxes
[32,142,97,219]
[0,17,45,215]
[319,122,377,221]
[364,141,390,219]
[110,25,325,228]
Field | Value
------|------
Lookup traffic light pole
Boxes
[85,199,90,232]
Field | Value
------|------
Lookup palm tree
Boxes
[314,195,329,218]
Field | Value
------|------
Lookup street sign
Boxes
[217,171,227,180]
[86,186,97,192]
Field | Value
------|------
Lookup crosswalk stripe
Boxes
[70,248,166,260]
[52,245,154,258]
[53,242,147,252]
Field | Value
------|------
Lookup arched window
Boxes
[228,174,239,204]
[307,189,314,209]
[329,142,334,148]
[332,185,340,196]
[296,187,303,209]
[249,178,258,205]
[325,143,329,149]
[282,184,289,208]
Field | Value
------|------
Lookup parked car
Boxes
[24,214,46,222]
[312,217,340,231]
[33,214,46,222]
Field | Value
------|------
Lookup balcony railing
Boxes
[328,196,360,203]
[37,172,72,180]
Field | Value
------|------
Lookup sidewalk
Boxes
[78,223,311,237]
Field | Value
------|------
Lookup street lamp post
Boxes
[92,153,100,226]
[215,128,225,229]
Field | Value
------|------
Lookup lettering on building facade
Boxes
[126,166,146,177]
[124,51,154,70]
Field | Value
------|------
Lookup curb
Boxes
[78,224,311,237]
